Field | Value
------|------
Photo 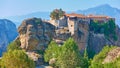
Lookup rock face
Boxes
[0,19,18,56]
[17,17,120,59]
[18,18,55,51]
[87,26,120,58]
[87,33,111,54]
[73,21,89,51]
[17,18,55,66]
[103,47,120,64]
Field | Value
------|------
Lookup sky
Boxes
[0,0,120,17]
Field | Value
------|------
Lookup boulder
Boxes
[103,47,120,64]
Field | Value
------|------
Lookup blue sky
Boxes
[0,0,120,17]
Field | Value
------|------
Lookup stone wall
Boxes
[67,18,77,35]
[49,16,68,28]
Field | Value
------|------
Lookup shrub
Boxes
[7,39,21,51]
[89,45,116,68]
[1,50,35,68]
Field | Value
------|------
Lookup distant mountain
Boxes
[6,12,50,27]
[76,4,120,26]
[0,19,18,56]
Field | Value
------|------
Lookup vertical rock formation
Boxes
[17,17,120,60]
[87,25,120,58]
[73,21,89,51]
[18,18,55,51]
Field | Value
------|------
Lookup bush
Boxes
[89,45,116,68]
[7,39,21,51]
[1,50,35,68]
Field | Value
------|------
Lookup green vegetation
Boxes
[35,19,42,24]
[89,45,117,68]
[44,38,89,68]
[44,39,120,68]
[36,50,44,55]
[50,9,65,20]
[0,40,35,68]
[90,19,117,41]
[7,39,21,51]
[44,41,61,63]
[1,38,120,68]
[57,38,81,68]
[1,50,35,68]
[83,48,90,68]
[87,47,96,59]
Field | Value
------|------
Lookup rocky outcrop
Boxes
[87,26,120,58]
[17,17,120,60]
[114,26,120,46]
[0,19,18,56]
[26,52,43,66]
[73,21,89,51]
[103,47,120,64]
[87,33,112,54]
[17,18,56,66]
[18,18,55,51]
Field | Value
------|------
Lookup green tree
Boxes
[84,48,88,60]
[103,19,117,41]
[7,39,21,51]
[50,9,65,20]
[89,45,116,68]
[44,38,89,68]
[1,50,35,68]
[57,38,82,68]
[44,41,60,62]
[83,48,89,68]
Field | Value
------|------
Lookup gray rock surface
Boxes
[18,18,55,51]
[17,17,120,60]
[87,27,120,58]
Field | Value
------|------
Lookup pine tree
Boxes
[50,9,65,20]
[57,38,81,68]
[1,50,35,68]
[44,41,60,62]
[7,40,21,51]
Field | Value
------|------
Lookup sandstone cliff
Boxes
[16,17,120,60]
[103,47,120,64]
[18,18,55,51]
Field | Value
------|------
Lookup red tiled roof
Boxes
[65,13,87,18]
[65,13,111,19]
[87,14,110,18]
